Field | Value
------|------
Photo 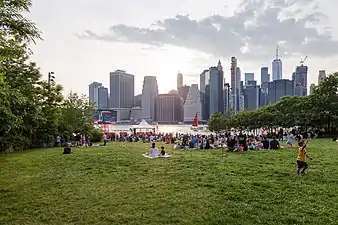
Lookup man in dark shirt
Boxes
[227,137,236,152]
[262,137,270,149]
[238,131,247,151]
[269,137,280,150]
[63,143,72,154]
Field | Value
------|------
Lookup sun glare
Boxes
[151,47,194,94]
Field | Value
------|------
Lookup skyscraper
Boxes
[244,73,254,85]
[244,85,260,111]
[292,72,296,81]
[261,67,269,83]
[177,85,190,104]
[230,57,237,94]
[97,86,109,109]
[200,70,210,121]
[142,76,158,120]
[294,65,308,96]
[230,57,237,113]
[272,45,283,81]
[268,79,294,104]
[109,70,134,108]
[235,67,241,112]
[89,82,102,107]
[224,83,230,113]
[246,80,257,87]
[318,70,326,85]
[177,72,183,90]
[183,84,201,122]
[134,94,142,107]
[209,61,224,117]
[155,94,182,123]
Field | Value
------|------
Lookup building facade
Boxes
[294,65,308,96]
[155,94,183,123]
[97,86,109,109]
[177,72,183,90]
[224,83,230,114]
[235,67,241,112]
[89,82,102,107]
[272,46,283,81]
[209,65,224,117]
[246,80,257,87]
[244,85,260,111]
[272,59,282,81]
[200,70,209,121]
[244,73,254,85]
[318,70,326,85]
[178,85,190,104]
[134,94,142,108]
[183,84,201,122]
[109,70,134,108]
[130,107,143,122]
[230,57,237,95]
[268,79,294,104]
[141,76,158,120]
[260,88,268,107]
[261,67,270,83]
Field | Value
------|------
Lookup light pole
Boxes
[47,72,55,105]
[48,72,55,87]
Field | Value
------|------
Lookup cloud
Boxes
[78,0,338,60]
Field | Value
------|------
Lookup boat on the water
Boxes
[191,113,204,131]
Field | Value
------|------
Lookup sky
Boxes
[28,0,338,96]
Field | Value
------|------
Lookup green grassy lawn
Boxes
[1,139,337,225]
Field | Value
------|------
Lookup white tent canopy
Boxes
[132,119,154,129]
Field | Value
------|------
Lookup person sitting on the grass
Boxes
[262,137,270,150]
[248,139,255,150]
[226,136,236,152]
[63,143,72,154]
[269,137,280,150]
[149,143,159,158]
[205,139,211,149]
[160,146,166,156]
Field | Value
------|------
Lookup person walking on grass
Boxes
[286,132,294,147]
[296,139,313,175]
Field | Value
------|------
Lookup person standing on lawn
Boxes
[296,139,313,175]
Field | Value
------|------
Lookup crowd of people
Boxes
[60,128,319,176]
[97,128,317,152]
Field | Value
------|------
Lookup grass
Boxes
[0,139,337,225]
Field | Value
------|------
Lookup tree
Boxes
[0,1,100,151]
[58,92,97,142]
[207,73,338,135]
[208,112,225,133]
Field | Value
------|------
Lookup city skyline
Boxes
[89,59,321,122]
[28,0,338,95]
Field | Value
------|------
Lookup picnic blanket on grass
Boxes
[142,153,172,159]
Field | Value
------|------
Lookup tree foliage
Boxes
[0,0,98,151]
[209,72,338,134]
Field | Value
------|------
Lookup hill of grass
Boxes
[1,139,337,225]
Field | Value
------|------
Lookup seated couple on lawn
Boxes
[143,143,172,158]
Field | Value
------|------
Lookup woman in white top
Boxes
[149,143,159,158]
